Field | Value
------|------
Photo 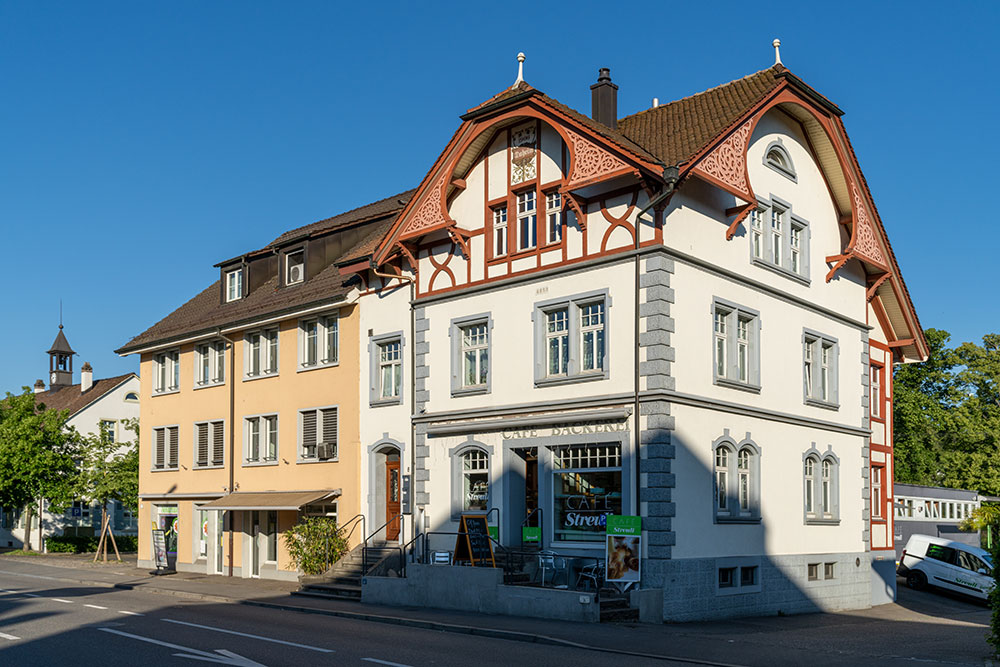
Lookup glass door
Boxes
[250,511,261,578]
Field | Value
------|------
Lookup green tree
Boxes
[282,517,348,575]
[0,389,80,551]
[76,418,139,561]
[961,504,1000,658]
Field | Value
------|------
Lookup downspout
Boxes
[217,328,237,577]
[632,166,679,522]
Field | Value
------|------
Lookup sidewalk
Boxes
[0,552,992,666]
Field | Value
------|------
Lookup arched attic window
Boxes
[763,140,796,182]
[124,392,139,402]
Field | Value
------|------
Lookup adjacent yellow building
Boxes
[117,194,409,579]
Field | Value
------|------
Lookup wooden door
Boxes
[386,460,401,541]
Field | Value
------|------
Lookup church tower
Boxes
[47,325,75,390]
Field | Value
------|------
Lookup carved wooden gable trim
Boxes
[692,119,754,200]
[564,128,631,189]
[848,184,887,266]
[398,171,451,240]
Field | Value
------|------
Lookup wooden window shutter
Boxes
[168,426,179,467]
[301,410,317,457]
[211,421,225,465]
[155,428,165,469]
[321,408,338,446]
[196,423,209,467]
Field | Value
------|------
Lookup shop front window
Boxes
[552,444,622,543]
[462,449,489,512]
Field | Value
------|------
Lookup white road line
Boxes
[162,618,334,653]
[118,610,144,616]
[23,593,39,597]
[97,628,265,666]
[84,604,108,610]
[51,598,73,604]
[362,659,414,667]
[0,631,20,641]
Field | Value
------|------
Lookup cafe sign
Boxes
[502,420,627,440]
[605,515,641,583]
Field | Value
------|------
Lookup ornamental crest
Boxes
[694,119,753,197]
[510,124,537,185]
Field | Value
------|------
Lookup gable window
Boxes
[870,363,883,419]
[124,391,139,402]
[713,436,761,522]
[370,333,404,406]
[244,328,278,379]
[153,350,180,394]
[195,420,225,468]
[803,331,839,408]
[152,426,179,470]
[804,449,840,524]
[244,415,277,464]
[546,192,563,243]
[299,314,339,370]
[751,197,809,281]
[763,141,796,181]
[492,207,508,257]
[299,406,337,461]
[534,291,610,386]
[712,300,760,391]
[195,341,226,387]
[516,190,537,251]
[225,269,243,302]
[285,250,304,285]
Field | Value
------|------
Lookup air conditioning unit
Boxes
[288,264,303,284]
[316,442,337,460]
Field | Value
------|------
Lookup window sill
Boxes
[242,461,279,468]
[805,398,840,411]
[751,257,810,286]
[296,361,340,374]
[193,382,225,391]
[805,518,841,526]
[451,385,490,398]
[296,457,339,464]
[152,389,180,397]
[150,467,180,473]
[715,516,761,525]
[193,465,225,471]
[713,377,761,394]
[242,373,279,383]
[535,372,608,388]
[370,398,403,408]
[765,160,797,182]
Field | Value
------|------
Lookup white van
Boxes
[897,534,994,601]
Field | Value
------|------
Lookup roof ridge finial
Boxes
[59,298,63,329]
[772,38,782,66]
[512,52,525,88]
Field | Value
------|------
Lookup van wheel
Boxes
[906,570,927,591]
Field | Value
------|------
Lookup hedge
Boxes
[45,535,139,553]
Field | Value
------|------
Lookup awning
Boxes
[199,489,341,511]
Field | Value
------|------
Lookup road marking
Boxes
[23,593,39,597]
[362,659,414,667]
[119,610,144,616]
[0,631,20,641]
[97,628,265,666]
[162,618,333,653]
[84,604,108,610]
[51,598,73,603]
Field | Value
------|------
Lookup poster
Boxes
[605,515,641,583]
[151,529,169,570]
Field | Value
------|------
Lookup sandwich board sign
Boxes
[605,515,641,583]
[453,515,496,567]
[151,528,170,573]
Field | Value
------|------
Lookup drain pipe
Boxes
[217,328,237,577]
[632,166,679,524]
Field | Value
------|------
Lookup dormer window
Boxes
[763,140,796,181]
[225,269,243,302]
[286,250,304,285]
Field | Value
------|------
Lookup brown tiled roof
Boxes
[336,215,401,266]
[34,373,136,418]
[617,67,783,167]
[268,189,415,248]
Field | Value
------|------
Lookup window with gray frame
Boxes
[299,314,339,370]
[762,140,796,181]
[244,328,278,378]
[244,415,277,464]
[803,447,840,524]
[194,420,225,468]
[195,340,226,387]
[450,444,492,519]
[152,425,179,470]
[299,406,337,460]
[153,350,180,394]
[369,333,404,405]
[533,291,609,386]
[712,435,761,523]
[712,300,760,390]
[749,197,809,281]
[449,314,492,396]
[803,330,839,408]
[715,556,763,595]
[552,443,622,543]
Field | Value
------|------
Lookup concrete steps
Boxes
[599,595,639,623]
[296,544,400,602]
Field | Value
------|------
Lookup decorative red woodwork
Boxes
[447,228,472,259]
[866,272,891,302]
[564,127,631,189]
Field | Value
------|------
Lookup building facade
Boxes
[0,327,140,549]
[893,482,984,560]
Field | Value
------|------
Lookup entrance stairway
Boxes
[294,544,399,602]
[599,592,639,623]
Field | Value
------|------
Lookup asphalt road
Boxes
[0,570,677,667]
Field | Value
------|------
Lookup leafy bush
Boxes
[282,517,348,575]
[45,534,139,554]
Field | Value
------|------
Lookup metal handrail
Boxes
[361,513,404,576]
[520,508,543,549]
[338,513,366,546]
[399,532,423,577]
[485,507,501,542]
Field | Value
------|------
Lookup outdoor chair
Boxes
[576,559,605,591]
[534,550,567,587]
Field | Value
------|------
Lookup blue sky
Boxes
[0,1,996,393]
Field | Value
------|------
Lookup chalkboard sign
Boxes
[453,515,496,568]
[151,529,169,571]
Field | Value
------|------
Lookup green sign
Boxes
[605,515,641,536]
[487,525,498,541]
[522,526,541,543]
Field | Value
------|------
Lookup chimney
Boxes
[33,379,45,394]
[81,362,93,393]
[590,67,618,129]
